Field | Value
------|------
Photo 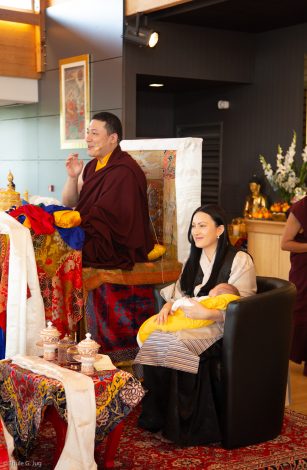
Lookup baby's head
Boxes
[209,283,240,297]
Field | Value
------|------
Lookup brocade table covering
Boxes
[0,231,84,346]
[0,360,144,459]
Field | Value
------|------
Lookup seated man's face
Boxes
[86,119,118,159]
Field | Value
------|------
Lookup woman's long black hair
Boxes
[180,204,231,296]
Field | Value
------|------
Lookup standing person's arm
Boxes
[281,212,307,253]
[62,153,84,207]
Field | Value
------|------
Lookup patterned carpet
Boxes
[15,406,307,469]
[0,419,9,470]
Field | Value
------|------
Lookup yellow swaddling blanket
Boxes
[138,293,240,345]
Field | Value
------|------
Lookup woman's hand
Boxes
[155,301,173,324]
[181,299,211,319]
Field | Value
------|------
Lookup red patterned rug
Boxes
[0,419,9,470]
[16,407,307,469]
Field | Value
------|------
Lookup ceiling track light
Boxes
[124,13,159,48]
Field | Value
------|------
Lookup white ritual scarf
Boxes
[0,212,45,357]
[12,355,97,470]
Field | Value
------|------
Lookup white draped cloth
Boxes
[12,355,97,470]
[0,212,45,358]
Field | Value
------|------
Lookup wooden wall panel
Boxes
[0,21,39,78]
[46,0,69,5]
[125,0,192,16]
[46,0,192,11]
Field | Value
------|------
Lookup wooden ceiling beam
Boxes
[125,0,193,16]
[0,7,40,25]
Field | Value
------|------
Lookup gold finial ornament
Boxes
[0,171,22,211]
[7,170,15,190]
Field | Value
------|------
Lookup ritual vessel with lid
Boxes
[40,321,61,361]
[76,333,100,375]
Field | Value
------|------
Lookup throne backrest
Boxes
[121,138,203,263]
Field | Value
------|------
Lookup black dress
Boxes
[138,341,223,445]
[138,246,241,445]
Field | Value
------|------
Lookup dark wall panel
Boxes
[136,91,174,138]
[128,21,307,220]
[124,21,254,137]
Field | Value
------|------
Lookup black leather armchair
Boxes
[220,276,296,449]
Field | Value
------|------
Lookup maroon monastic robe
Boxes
[288,196,307,363]
[76,146,154,270]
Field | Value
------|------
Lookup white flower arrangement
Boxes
[259,131,307,203]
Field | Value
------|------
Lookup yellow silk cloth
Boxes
[95,152,112,171]
[82,258,182,291]
[147,243,166,261]
[53,210,81,228]
[138,293,240,344]
[20,210,82,229]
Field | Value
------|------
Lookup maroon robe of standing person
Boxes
[76,145,154,270]
[288,196,307,366]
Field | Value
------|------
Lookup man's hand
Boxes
[65,153,84,178]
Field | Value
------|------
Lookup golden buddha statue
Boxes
[243,176,267,218]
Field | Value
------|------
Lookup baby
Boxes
[137,283,240,346]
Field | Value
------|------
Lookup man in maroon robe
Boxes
[62,112,153,270]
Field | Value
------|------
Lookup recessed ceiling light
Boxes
[149,83,164,88]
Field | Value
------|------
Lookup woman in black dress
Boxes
[137,204,256,445]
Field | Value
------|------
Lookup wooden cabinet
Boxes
[246,219,290,280]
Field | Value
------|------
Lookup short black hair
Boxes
[92,112,123,142]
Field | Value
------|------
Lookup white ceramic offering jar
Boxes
[40,321,61,361]
[77,333,100,375]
